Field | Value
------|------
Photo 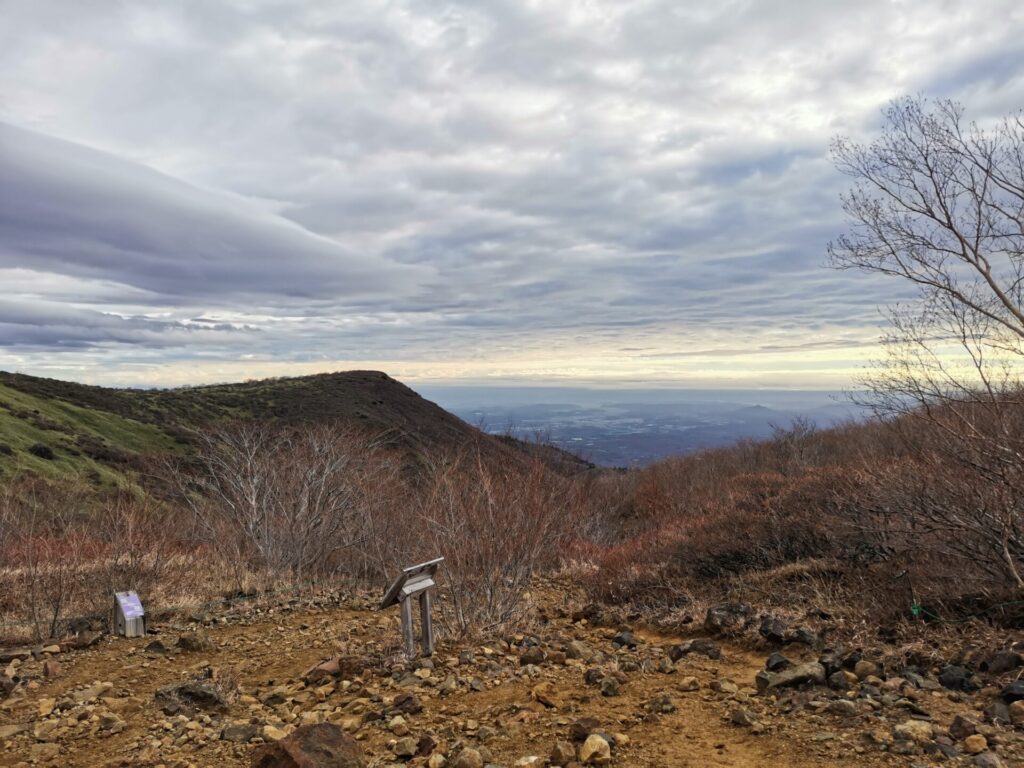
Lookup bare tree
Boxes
[829,96,1024,589]
[166,422,391,588]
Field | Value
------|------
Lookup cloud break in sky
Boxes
[1,0,1023,388]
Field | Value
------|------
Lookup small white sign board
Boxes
[114,591,146,637]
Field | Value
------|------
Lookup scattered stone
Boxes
[759,615,788,644]
[828,699,858,716]
[251,723,366,768]
[983,650,1022,675]
[579,733,612,765]
[1008,699,1024,725]
[177,631,214,652]
[41,659,62,678]
[963,734,988,754]
[0,648,32,663]
[532,680,564,709]
[668,638,721,661]
[221,722,258,743]
[448,748,483,768]
[949,714,978,740]
[155,678,230,713]
[520,647,546,666]
[30,743,60,761]
[973,753,1006,768]
[599,677,620,697]
[704,603,754,635]
[755,662,826,691]
[893,719,934,744]
[678,676,700,692]
[38,697,55,717]
[0,723,28,741]
[569,717,602,742]
[853,660,879,680]
[144,640,168,654]
[565,640,594,661]
[611,630,637,649]
[393,736,418,757]
[730,708,758,726]
[646,693,676,714]
[262,725,288,741]
[791,627,818,646]
[550,740,575,765]
[938,665,971,691]
[388,693,423,716]
[984,701,1012,725]
[1000,680,1024,702]
[765,653,791,672]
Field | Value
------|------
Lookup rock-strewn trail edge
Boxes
[0,588,1020,767]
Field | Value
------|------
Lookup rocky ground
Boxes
[1,586,1022,767]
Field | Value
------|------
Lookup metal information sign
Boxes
[114,591,146,637]
[380,557,443,657]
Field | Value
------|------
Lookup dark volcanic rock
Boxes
[667,639,721,662]
[387,692,423,715]
[571,604,603,624]
[704,603,754,635]
[156,679,230,713]
[250,723,366,768]
[611,630,637,649]
[983,650,1022,675]
[1000,680,1024,703]
[938,665,971,691]
[759,616,788,644]
[520,646,546,666]
[765,653,791,672]
[570,716,602,742]
[791,627,818,646]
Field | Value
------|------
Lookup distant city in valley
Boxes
[418,387,866,467]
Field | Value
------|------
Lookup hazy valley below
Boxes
[421,387,865,466]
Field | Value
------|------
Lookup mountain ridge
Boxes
[0,370,593,486]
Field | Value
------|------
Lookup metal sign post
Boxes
[380,557,443,657]
[114,591,146,637]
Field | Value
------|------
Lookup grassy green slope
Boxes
[0,370,594,488]
[0,382,177,486]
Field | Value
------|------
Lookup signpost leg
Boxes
[400,596,415,656]
[419,589,434,656]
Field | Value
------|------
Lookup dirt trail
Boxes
[1,599,911,767]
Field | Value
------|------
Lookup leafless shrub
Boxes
[162,422,398,589]
[414,443,586,637]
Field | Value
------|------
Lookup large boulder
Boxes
[251,723,366,768]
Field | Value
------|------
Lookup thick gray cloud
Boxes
[1,0,1022,387]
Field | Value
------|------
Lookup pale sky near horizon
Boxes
[2,1,1023,389]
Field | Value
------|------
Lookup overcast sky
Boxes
[2,1,1023,389]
